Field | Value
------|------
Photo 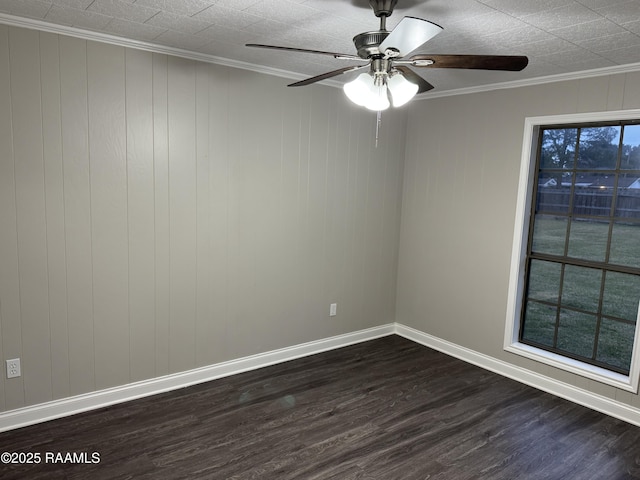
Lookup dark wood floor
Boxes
[1,335,639,479]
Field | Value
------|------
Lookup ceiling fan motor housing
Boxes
[369,0,398,17]
[353,31,390,58]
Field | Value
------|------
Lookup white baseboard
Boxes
[395,323,640,427]
[0,324,395,433]
[2,322,639,433]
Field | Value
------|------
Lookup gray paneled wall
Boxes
[0,25,406,412]
[398,74,640,410]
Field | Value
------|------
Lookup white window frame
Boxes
[504,109,640,393]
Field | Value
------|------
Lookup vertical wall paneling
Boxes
[622,72,640,109]
[364,122,386,330]
[207,65,230,365]
[9,27,52,406]
[126,48,156,382]
[40,32,70,401]
[240,74,263,349]
[342,107,359,331]
[87,42,129,390]
[362,115,377,331]
[387,113,406,321]
[247,73,270,352]
[606,75,625,111]
[328,103,351,328]
[294,90,312,342]
[390,116,406,317]
[376,115,395,324]
[268,82,288,338]
[167,56,197,373]
[353,112,371,329]
[0,26,408,413]
[195,62,211,366]
[335,104,359,332]
[59,36,95,396]
[152,53,170,376]
[234,72,257,353]
[253,77,286,347]
[322,92,338,334]
[278,86,304,342]
[307,87,330,339]
[373,114,397,327]
[224,69,242,359]
[577,76,610,112]
[322,100,339,312]
[224,70,261,357]
[383,118,399,319]
[0,26,6,410]
[0,25,21,410]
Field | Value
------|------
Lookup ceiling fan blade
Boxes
[246,43,362,61]
[378,17,443,58]
[288,64,369,87]
[394,66,434,94]
[410,54,529,71]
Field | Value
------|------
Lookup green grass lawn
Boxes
[523,216,640,372]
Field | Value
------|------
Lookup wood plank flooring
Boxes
[1,335,639,479]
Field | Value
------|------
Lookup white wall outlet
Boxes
[6,358,21,379]
[329,303,337,317]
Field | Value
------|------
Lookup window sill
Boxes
[505,341,638,393]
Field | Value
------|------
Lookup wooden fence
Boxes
[536,187,640,219]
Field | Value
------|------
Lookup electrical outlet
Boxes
[329,303,337,317]
[6,358,21,379]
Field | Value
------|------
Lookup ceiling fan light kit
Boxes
[344,68,418,111]
[386,73,419,107]
[246,0,528,111]
[344,73,390,111]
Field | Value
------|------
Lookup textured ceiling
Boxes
[2,0,640,94]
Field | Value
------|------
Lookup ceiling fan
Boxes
[247,0,528,111]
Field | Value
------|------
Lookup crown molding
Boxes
[2,13,640,100]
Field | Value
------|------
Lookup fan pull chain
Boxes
[375,110,382,148]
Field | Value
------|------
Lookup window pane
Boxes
[561,265,602,313]
[602,272,640,321]
[567,219,609,262]
[577,126,621,170]
[614,175,640,219]
[531,215,567,255]
[557,309,597,358]
[536,174,571,213]
[541,128,577,169]
[609,222,640,268]
[596,318,635,373]
[572,185,612,217]
[522,301,556,346]
[527,259,561,302]
[621,124,640,170]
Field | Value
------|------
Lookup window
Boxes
[505,111,640,392]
